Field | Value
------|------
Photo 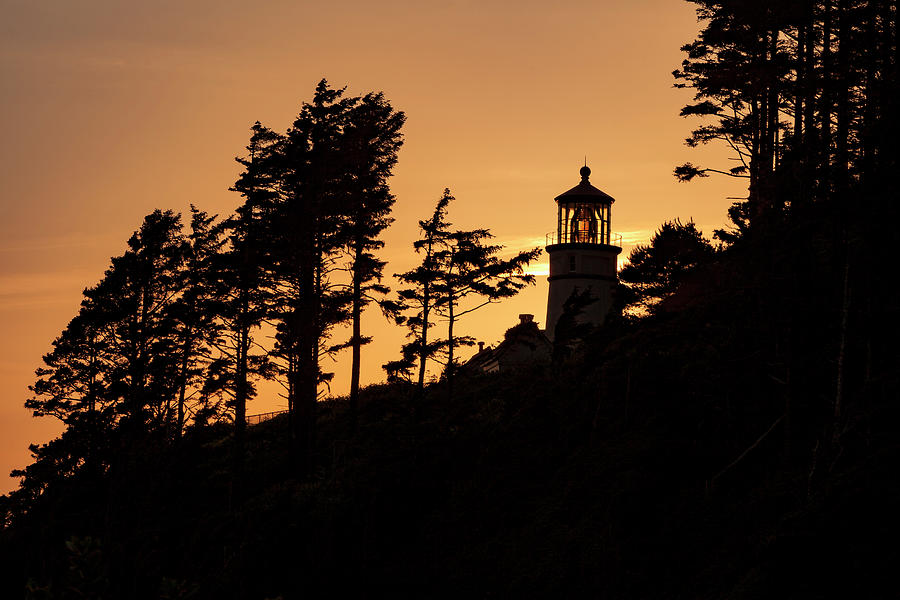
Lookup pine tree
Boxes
[166,207,224,440]
[395,189,454,389]
[552,288,598,368]
[265,80,357,475]
[81,210,188,435]
[673,0,900,468]
[618,219,714,313]
[212,122,282,447]
[673,1,798,224]
[25,313,115,477]
[22,210,190,490]
[394,189,540,393]
[338,92,405,428]
[431,227,540,394]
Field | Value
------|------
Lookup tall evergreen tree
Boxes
[673,0,796,225]
[266,80,357,475]
[394,189,540,392]
[618,219,715,313]
[338,92,405,428]
[22,210,190,492]
[431,228,540,394]
[674,0,900,468]
[25,313,115,479]
[395,189,454,389]
[166,207,224,440]
[213,122,282,449]
[81,210,188,436]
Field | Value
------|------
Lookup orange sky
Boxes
[0,0,746,494]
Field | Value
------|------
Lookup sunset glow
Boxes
[0,0,748,493]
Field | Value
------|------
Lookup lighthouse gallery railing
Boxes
[545,231,622,247]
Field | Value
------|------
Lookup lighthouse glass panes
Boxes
[557,202,610,245]
[572,205,596,242]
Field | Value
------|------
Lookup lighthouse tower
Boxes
[544,165,622,339]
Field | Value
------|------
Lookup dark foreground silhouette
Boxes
[2,226,898,598]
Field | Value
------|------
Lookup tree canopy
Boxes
[619,219,716,313]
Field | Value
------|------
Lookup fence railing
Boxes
[246,409,288,426]
[545,231,622,247]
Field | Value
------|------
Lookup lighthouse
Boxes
[544,165,622,339]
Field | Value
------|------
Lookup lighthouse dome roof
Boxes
[555,165,616,204]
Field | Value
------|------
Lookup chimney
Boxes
[519,313,534,325]
[478,341,485,352]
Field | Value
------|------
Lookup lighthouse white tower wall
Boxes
[545,248,619,337]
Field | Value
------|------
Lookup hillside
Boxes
[3,233,897,599]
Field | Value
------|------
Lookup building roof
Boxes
[461,314,552,375]
[554,165,616,204]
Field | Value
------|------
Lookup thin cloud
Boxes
[0,271,94,312]
[0,231,121,255]
[524,264,550,277]
[620,230,652,244]
[497,235,546,252]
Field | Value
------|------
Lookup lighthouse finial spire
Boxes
[580,160,591,181]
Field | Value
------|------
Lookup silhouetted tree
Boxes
[395,189,454,389]
[337,92,405,428]
[382,344,418,384]
[92,210,188,435]
[24,313,115,479]
[673,1,796,224]
[676,0,900,225]
[712,199,752,245]
[619,219,715,313]
[211,122,282,451]
[431,227,540,394]
[264,80,357,475]
[21,210,191,494]
[674,0,900,470]
[552,288,598,368]
[166,207,224,440]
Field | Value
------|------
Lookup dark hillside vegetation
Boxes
[2,226,898,598]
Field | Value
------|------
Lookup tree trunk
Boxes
[234,322,248,449]
[836,0,850,199]
[447,291,455,400]
[417,243,433,390]
[860,0,879,188]
[803,3,817,207]
[291,224,320,479]
[749,97,762,226]
[794,19,805,151]
[768,27,781,213]
[349,242,363,432]
[821,0,834,200]
[293,312,318,479]
[417,293,429,389]
[176,333,192,441]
